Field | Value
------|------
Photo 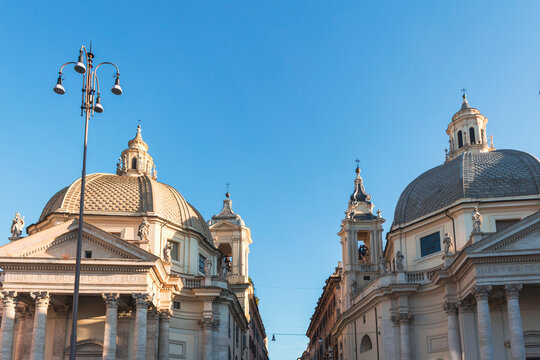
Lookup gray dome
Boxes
[392,150,540,228]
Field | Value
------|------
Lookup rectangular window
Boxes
[199,254,206,274]
[173,301,181,310]
[495,219,520,232]
[169,241,179,262]
[420,232,441,257]
[84,251,92,259]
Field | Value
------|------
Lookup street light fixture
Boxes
[53,44,122,360]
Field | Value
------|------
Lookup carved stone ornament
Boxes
[443,233,454,255]
[30,291,50,307]
[163,242,173,263]
[378,256,387,274]
[199,317,219,329]
[204,258,212,276]
[472,206,483,232]
[132,293,152,308]
[390,315,400,326]
[398,313,413,325]
[102,292,120,307]
[443,302,457,314]
[137,217,150,241]
[504,284,522,299]
[1,291,17,307]
[457,298,476,314]
[472,285,492,301]
[395,251,404,271]
[219,257,229,280]
[10,212,25,240]
[159,309,173,321]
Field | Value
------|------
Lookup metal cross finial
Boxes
[355,159,360,167]
[138,119,141,126]
[461,88,467,98]
[226,182,230,192]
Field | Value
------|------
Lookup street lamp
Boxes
[53,44,122,360]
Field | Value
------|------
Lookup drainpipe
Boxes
[445,210,457,251]
[375,307,380,360]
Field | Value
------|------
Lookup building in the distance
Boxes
[0,125,268,360]
[303,95,540,360]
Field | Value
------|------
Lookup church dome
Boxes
[39,173,212,241]
[38,125,212,242]
[392,149,540,228]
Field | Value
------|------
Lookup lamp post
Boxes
[54,44,122,360]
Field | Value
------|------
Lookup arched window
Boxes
[360,335,372,353]
[469,127,476,144]
[131,157,137,169]
[457,131,463,148]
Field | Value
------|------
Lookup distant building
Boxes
[303,95,540,360]
[0,125,268,360]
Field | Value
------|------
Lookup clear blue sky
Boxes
[1,2,540,358]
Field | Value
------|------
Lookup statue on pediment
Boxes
[10,212,24,240]
[472,207,483,232]
[163,242,173,263]
[378,256,387,274]
[219,257,229,280]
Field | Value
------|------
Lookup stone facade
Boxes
[303,97,540,360]
[0,126,268,359]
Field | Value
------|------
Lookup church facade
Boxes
[303,96,540,360]
[0,126,269,360]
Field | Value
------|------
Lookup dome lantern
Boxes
[446,93,493,162]
[119,124,157,179]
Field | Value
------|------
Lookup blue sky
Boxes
[1,1,540,358]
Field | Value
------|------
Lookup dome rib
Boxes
[39,173,213,243]
[391,150,540,228]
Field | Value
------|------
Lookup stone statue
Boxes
[10,212,24,239]
[396,251,404,271]
[163,242,173,263]
[443,233,454,255]
[472,206,483,232]
[137,217,149,241]
[152,164,157,179]
[137,153,144,171]
[219,257,229,279]
[204,258,212,276]
[122,154,128,170]
[376,209,382,218]
[378,256,387,274]
[116,158,122,175]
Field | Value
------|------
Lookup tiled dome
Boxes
[392,150,540,228]
[40,173,212,242]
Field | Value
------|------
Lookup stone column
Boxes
[146,310,159,359]
[505,284,525,360]
[52,305,69,360]
[444,302,461,360]
[116,310,132,359]
[398,313,412,360]
[473,285,493,360]
[22,308,35,360]
[390,315,401,360]
[13,306,27,360]
[1,291,18,359]
[102,293,119,360]
[132,293,151,360]
[29,291,50,360]
[199,318,216,359]
[158,310,172,360]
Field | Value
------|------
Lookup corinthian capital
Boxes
[443,302,457,314]
[472,285,492,301]
[30,291,50,307]
[398,313,413,325]
[504,284,522,299]
[102,293,120,307]
[132,293,152,308]
[1,291,17,307]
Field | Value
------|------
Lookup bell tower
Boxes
[208,191,252,284]
[338,164,385,309]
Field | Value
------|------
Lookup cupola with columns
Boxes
[116,124,157,179]
[446,93,495,162]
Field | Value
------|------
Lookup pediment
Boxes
[467,211,540,253]
[210,220,241,230]
[0,219,157,261]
